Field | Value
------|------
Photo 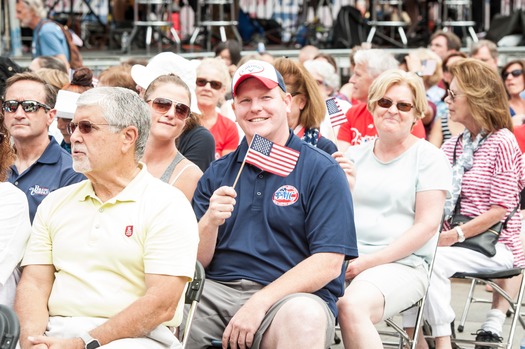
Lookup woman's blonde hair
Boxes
[368,69,427,121]
[410,48,443,88]
[35,68,69,90]
[450,58,513,132]
[273,57,326,129]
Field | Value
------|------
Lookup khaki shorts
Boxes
[348,263,428,320]
[183,279,335,349]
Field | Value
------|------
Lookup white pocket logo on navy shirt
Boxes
[29,185,50,196]
[272,185,299,206]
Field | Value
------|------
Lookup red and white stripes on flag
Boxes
[245,134,300,177]
[326,97,346,127]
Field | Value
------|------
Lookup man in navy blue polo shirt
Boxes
[189,60,358,349]
[3,72,85,222]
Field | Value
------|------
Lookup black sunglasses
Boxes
[2,100,51,113]
[147,98,191,120]
[67,120,117,135]
[503,69,524,80]
[196,78,223,90]
[377,98,414,112]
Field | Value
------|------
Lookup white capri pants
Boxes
[421,243,514,337]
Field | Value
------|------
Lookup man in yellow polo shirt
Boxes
[15,87,199,349]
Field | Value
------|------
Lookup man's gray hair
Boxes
[354,49,399,79]
[76,87,151,161]
[20,0,47,18]
[471,39,498,60]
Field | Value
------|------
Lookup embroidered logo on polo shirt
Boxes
[124,225,134,237]
[29,185,50,196]
[272,185,299,206]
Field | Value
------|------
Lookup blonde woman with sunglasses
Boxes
[195,58,240,159]
[142,75,203,202]
[336,69,451,349]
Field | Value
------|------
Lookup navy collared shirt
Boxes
[8,137,85,222]
[193,131,358,317]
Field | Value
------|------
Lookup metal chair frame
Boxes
[450,268,525,349]
[180,261,206,349]
[0,304,20,349]
[438,0,478,44]
[366,0,409,47]
[126,0,181,54]
[379,221,443,349]
[189,0,242,52]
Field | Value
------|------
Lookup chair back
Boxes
[0,305,20,349]
[381,218,444,348]
[181,261,205,349]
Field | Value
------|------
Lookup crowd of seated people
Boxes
[3,27,525,349]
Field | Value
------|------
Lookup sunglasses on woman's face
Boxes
[377,97,414,112]
[503,69,524,80]
[147,98,191,120]
[67,120,116,135]
[196,78,223,90]
[2,100,51,113]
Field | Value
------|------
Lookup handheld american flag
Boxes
[326,97,346,127]
[245,134,300,177]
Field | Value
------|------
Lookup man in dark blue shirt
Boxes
[3,72,85,222]
[190,60,358,349]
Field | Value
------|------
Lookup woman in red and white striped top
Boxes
[423,59,525,349]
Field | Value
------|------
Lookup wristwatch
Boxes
[79,332,101,349]
[455,226,466,242]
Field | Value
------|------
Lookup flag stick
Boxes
[232,135,256,189]
[331,125,343,152]
[232,158,247,189]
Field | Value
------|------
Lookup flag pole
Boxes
[232,159,247,189]
[332,125,342,152]
[232,134,256,189]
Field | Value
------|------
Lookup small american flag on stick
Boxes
[326,97,346,127]
[245,134,300,177]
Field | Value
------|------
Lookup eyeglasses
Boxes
[377,98,414,112]
[447,89,463,102]
[147,98,191,120]
[2,100,51,113]
[67,120,117,135]
[503,69,524,80]
[196,78,223,90]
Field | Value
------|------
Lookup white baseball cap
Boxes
[231,60,286,97]
[131,52,200,113]
[54,90,80,119]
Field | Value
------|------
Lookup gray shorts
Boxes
[183,279,335,349]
